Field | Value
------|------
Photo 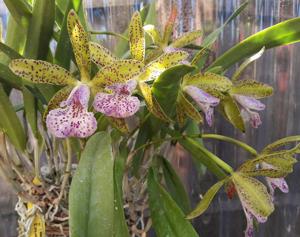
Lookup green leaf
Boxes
[24,0,55,60]
[23,87,38,137]
[0,63,23,89]
[113,146,130,237]
[129,12,145,62]
[210,17,300,70]
[230,80,273,99]
[187,179,225,219]
[159,156,191,214]
[0,85,26,151]
[0,42,23,60]
[3,0,32,26]
[147,169,199,237]
[220,95,245,132]
[152,64,195,117]
[69,132,114,237]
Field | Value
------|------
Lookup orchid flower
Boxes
[233,94,265,128]
[9,10,97,138]
[93,80,140,118]
[183,85,220,126]
[228,80,273,129]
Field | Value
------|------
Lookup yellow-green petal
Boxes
[220,95,245,132]
[170,30,202,49]
[89,42,117,67]
[139,81,172,122]
[138,51,189,81]
[187,179,225,219]
[91,60,144,92]
[67,10,90,79]
[143,24,162,46]
[129,12,145,62]
[9,59,76,85]
[231,173,274,220]
[230,80,273,99]
[177,92,203,125]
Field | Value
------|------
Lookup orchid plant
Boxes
[1,1,300,237]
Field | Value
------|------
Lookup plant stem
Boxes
[201,134,258,156]
[55,139,72,205]
[89,30,129,41]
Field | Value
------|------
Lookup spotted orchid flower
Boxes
[93,80,140,118]
[187,172,274,237]
[233,94,265,128]
[9,10,97,138]
[46,85,96,138]
[228,80,273,130]
[184,85,220,126]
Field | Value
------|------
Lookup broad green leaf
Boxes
[143,24,162,45]
[69,132,114,237]
[43,86,73,122]
[184,72,232,94]
[89,42,117,67]
[230,80,273,99]
[91,60,144,91]
[159,156,191,214]
[209,17,300,71]
[3,0,32,26]
[139,51,189,81]
[67,10,91,78]
[24,0,55,60]
[9,59,76,85]
[138,81,171,122]
[23,87,38,137]
[107,117,129,134]
[0,63,23,89]
[220,95,245,132]
[113,147,130,237]
[129,12,145,62]
[231,173,274,219]
[187,179,225,219]
[162,4,177,45]
[0,85,26,151]
[147,169,199,237]
[152,64,195,117]
[177,92,203,125]
[0,42,23,60]
[262,135,300,154]
[232,47,265,81]
[170,30,202,49]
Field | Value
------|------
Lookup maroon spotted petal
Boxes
[46,85,97,138]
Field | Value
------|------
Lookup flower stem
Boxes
[201,134,258,156]
[89,30,129,41]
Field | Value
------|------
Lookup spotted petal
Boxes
[93,94,140,118]
[67,10,90,79]
[231,173,274,237]
[46,85,97,138]
[91,60,144,92]
[138,51,189,82]
[9,59,76,85]
[184,85,219,126]
[266,177,289,198]
[129,11,145,61]
[89,42,117,67]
